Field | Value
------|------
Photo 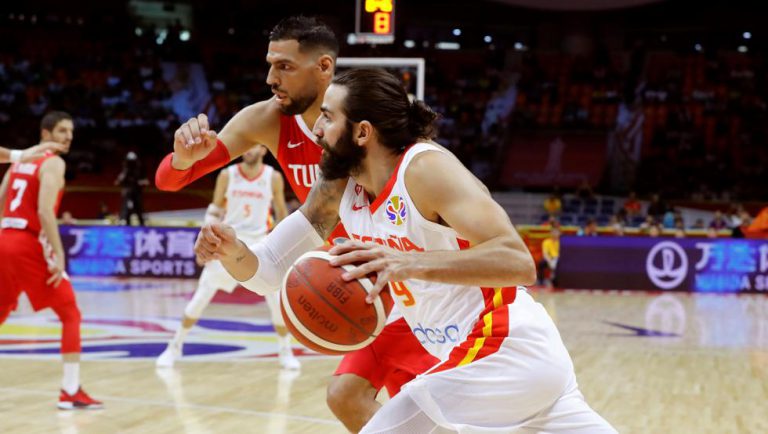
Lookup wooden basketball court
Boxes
[1,277,766,433]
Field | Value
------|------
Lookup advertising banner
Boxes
[558,236,768,292]
[61,225,202,278]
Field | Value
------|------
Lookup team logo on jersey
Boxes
[385,196,407,226]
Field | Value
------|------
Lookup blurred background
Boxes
[0,0,766,290]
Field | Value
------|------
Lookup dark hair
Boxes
[269,16,339,60]
[332,68,439,153]
[40,111,72,132]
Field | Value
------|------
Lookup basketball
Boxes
[280,248,394,355]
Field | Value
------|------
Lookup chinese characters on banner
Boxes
[558,236,768,293]
[61,226,202,278]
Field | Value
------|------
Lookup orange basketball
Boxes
[280,248,394,355]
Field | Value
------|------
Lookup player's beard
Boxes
[274,87,317,116]
[318,123,366,180]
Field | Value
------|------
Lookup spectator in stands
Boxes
[623,191,642,218]
[96,202,111,220]
[575,179,595,202]
[674,228,686,238]
[727,205,752,238]
[648,224,662,238]
[662,208,676,229]
[579,218,598,236]
[707,227,719,238]
[115,151,149,226]
[639,215,656,231]
[692,218,706,230]
[612,221,626,237]
[60,211,77,225]
[608,97,644,192]
[615,209,629,225]
[542,216,560,228]
[543,191,562,217]
[646,194,667,220]
[538,226,560,288]
[709,210,728,231]
[674,217,685,231]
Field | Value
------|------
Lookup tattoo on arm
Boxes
[235,240,247,263]
[302,175,344,240]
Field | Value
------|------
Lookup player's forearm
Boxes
[408,236,536,287]
[0,147,8,163]
[38,210,66,260]
[220,240,260,282]
[155,141,231,191]
[224,210,325,292]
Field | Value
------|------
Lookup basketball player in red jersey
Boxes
[154,16,436,431]
[0,112,102,409]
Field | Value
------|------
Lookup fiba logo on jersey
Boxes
[385,196,407,225]
[645,241,689,290]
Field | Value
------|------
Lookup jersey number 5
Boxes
[9,179,28,212]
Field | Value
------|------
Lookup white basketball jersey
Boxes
[223,164,274,238]
[338,143,520,361]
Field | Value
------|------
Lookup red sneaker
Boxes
[58,387,103,410]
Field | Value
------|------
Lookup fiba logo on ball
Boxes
[385,195,407,225]
[645,241,689,290]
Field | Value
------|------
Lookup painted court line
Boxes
[0,386,341,426]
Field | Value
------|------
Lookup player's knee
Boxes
[183,301,204,319]
[326,377,355,413]
[54,302,81,325]
[184,288,213,318]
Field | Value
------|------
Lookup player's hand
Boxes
[329,240,412,303]
[172,114,219,169]
[195,223,240,263]
[46,256,66,287]
[21,141,66,162]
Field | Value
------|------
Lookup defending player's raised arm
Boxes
[270,171,289,225]
[155,100,281,191]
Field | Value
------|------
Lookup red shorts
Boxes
[334,317,438,396]
[0,230,76,313]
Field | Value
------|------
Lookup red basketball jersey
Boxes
[1,153,62,234]
[276,114,322,202]
[276,114,347,241]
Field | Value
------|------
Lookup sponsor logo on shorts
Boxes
[412,322,460,345]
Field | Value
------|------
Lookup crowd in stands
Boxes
[1,10,766,224]
[0,13,511,193]
[541,187,755,239]
[508,44,768,203]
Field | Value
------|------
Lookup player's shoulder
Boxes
[39,154,66,171]
[269,166,283,182]
[217,166,231,180]
[240,98,282,125]
[405,143,456,180]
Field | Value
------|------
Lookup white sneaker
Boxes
[278,346,300,370]
[156,344,181,368]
